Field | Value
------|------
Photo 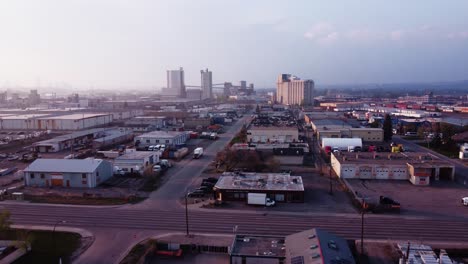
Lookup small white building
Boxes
[135,131,189,148]
[114,150,159,175]
[24,158,113,188]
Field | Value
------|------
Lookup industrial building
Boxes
[92,129,133,149]
[285,228,355,264]
[247,126,299,143]
[0,113,113,130]
[201,68,213,99]
[213,172,304,203]
[276,74,314,105]
[114,150,159,175]
[32,128,123,153]
[24,158,113,188]
[230,228,354,264]
[134,131,189,148]
[163,67,186,98]
[318,128,384,142]
[331,152,455,185]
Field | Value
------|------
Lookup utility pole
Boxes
[329,165,333,195]
[361,204,365,257]
[185,193,189,236]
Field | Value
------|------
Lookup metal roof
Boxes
[24,159,104,173]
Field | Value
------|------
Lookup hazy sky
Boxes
[1,0,468,89]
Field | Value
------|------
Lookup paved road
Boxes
[393,136,468,184]
[129,115,251,209]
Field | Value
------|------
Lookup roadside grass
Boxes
[0,229,81,264]
[25,195,143,205]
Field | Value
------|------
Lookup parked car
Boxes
[201,181,215,187]
[187,191,204,198]
[204,177,218,183]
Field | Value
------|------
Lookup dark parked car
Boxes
[187,191,204,198]
[201,181,215,187]
[204,177,218,183]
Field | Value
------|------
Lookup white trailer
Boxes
[193,147,203,159]
[247,193,275,207]
[322,138,363,152]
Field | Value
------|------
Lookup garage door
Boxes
[51,174,64,187]
[359,166,372,179]
[341,166,356,178]
[375,167,389,179]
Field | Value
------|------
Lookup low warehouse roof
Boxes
[25,159,105,173]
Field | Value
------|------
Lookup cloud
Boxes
[389,30,405,41]
[304,23,468,44]
[304,22,339,44]
[448,31,468,39]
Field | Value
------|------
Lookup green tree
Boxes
[383,114,393,142]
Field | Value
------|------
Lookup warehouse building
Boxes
[285,228,355,264]
[214,172,304,203]
[134,131,189,148]
[114,150,159,175]
[32,128,117,153]
[247,126,299,143]
[331,152,455,185]
[0,113,113,130]
[24,158,112,188]
[37,113,113,130]
[230,228,354,264]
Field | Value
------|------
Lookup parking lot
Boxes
[192,164,357,214]
[347,179,468,219]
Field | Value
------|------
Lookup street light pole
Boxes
[329,165,333,195]
[360,206,365,257]
[53,220,66,263]
[185,193,189,236]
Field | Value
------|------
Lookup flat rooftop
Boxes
[215,172,304,192]
[1,114,50,119]
[334,152,454,167]
[41,113,111,120]
[230,235,286,258]
[116,151,157,160]
[249,126,298,131]
[136,131,186,138]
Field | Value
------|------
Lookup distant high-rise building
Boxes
[166,67,186,98]
[276,74,314,105]
[224,82,233,96]
[240,80,247,90]
[201,68,213,99]
[0,92,6,104]
[28,89,41,105]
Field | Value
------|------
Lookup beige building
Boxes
[276,74,314,105]
[318,128,384,142]
[247,126,299,143]
[331,152,455,185]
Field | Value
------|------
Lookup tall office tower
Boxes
[201,68,213,99]
[276,74,314,105]
[166,67,186,98]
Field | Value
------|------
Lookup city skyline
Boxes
[0,1,468,89]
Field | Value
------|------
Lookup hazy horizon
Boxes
[1,0,468,89]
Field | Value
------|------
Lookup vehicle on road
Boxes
[462,197,468,206]
[367,196,401,213]
[247,193,276,207]
[159,159,172,168]
[193,147,203,159]
[404,132,418,136]
[153,165,162,173]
